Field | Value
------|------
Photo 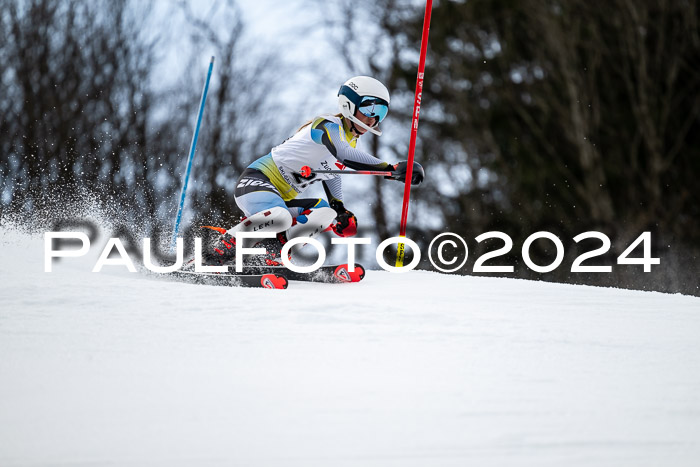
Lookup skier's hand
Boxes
[330,200,358,237]
[333,211,357,237]
[386,161,425,186]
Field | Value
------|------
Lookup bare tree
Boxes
[371,0,700,293]
[173,0,284,226]
[0,0,159,223]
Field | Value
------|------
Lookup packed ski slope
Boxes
[1,226,699,467]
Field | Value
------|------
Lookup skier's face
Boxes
[351,109,378,135]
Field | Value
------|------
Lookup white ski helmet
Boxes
[338,76,390,136]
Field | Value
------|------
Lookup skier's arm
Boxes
[322,177,357,237]
[322,176,343,206]
[311,118,393,171]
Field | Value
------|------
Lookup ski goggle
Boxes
[339,85,390,123]
[358,96,389,122]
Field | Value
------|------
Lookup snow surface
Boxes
[1,227,699,467]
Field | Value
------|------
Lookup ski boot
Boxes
[202,225,237,265]
[258,232,290,266]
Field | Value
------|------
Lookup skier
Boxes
[210,75,424,266]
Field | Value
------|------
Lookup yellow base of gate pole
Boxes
[395,236,406,267]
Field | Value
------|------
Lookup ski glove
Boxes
[330,200,358,237]
[386,161,425,186]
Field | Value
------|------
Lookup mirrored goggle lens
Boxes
[358,97,389,122]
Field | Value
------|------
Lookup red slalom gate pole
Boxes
[396,0,432,267]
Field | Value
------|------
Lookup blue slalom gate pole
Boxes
[171,56,215,249]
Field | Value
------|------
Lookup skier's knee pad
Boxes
[287,206,337,240]
[228,206,293,235]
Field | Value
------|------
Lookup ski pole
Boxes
[300,165,392,178]
[396,0,432,267]
[171,56,215,250]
